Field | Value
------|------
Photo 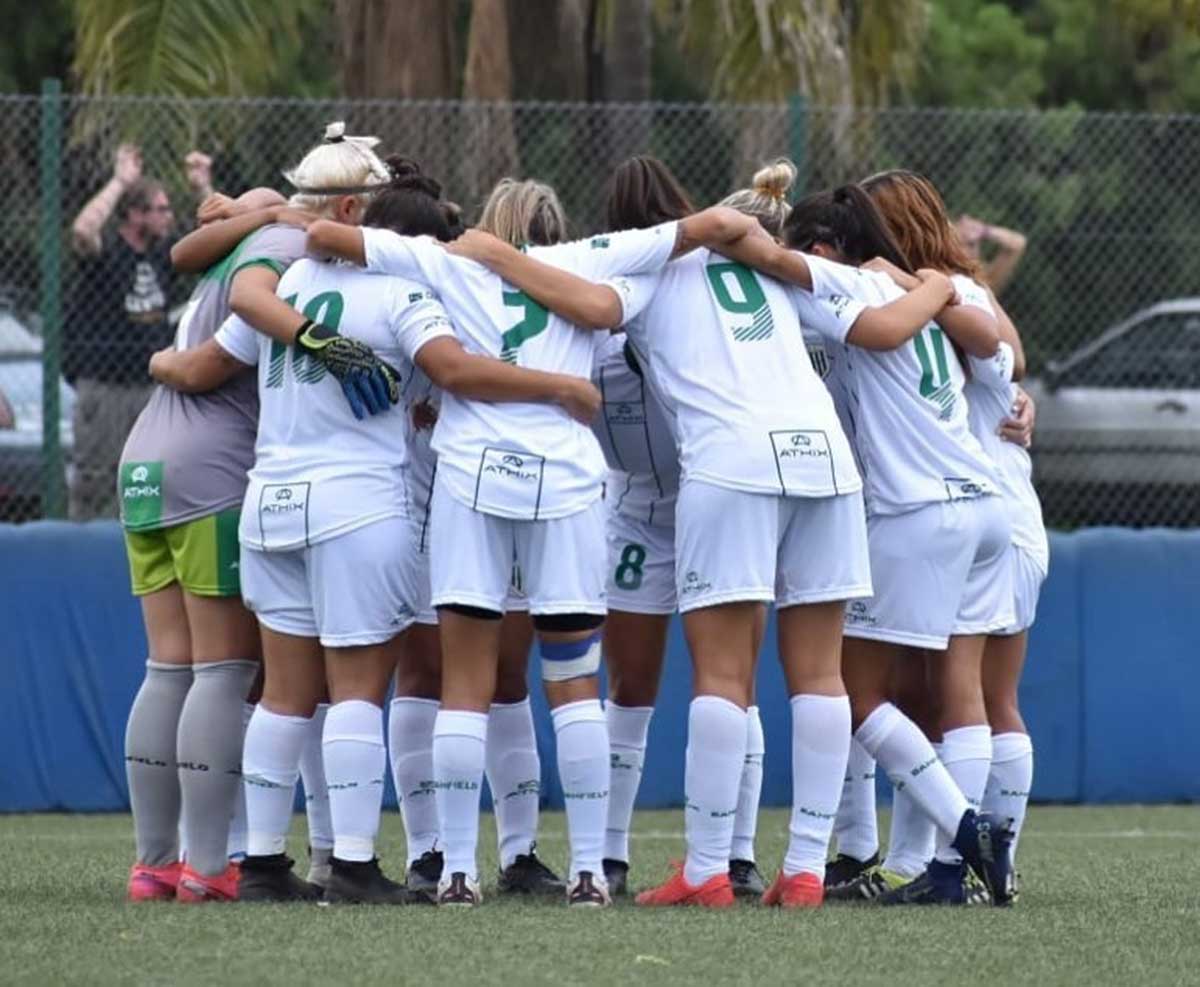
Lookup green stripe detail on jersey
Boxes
[706,260,774,341]
[232,257,287,278]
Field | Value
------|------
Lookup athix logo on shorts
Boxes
[777,431,829,460]
[484,454,539,482]
[845,600,877,627]
[262,485,305,515]
[606,400,646,426]
[680,569,713,596]
[275,488,292,501]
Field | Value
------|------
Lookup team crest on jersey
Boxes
[590,236,611,249]
[806,343,831,380]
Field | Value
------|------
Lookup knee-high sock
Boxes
[604,703,653,864]
[683,695,747,886]
[433,709,487,881]
[884,787,936,878]
[853,703,968,840]
[834,739,879,862]
[485,698,542,869]
[226,702,255,860]
[551,699,609,880]
[243,706,310,856]
[784,695,851,879]
[934,726,992,864]
[731,705,765,863]
[983,731,1033,864]
[323,700,386,862]
[125,661,192,867]
[176,659,258,876]
[299,704,333,852]
[388,697,439,865]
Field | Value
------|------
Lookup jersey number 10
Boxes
[265,291,345,388]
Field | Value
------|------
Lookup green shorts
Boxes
[124,509,242,597]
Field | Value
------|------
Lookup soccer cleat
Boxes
[307,846,333,891]
[238,854,322,903]
[965,869,992,906]
[635,862,735,909]
[406,849,444,903]
[602,858,629,897]
[951,809,1014,906]
[1008,870,1022,904]
[321,857,411,905]
[878,860,967,906]
[127,862,182,902]
[762,871,824,908]
[176,862,239,903]
[567,871,612,907]
[729,858,766,898]
[824,851,880,890]
[496,848,566,897]
[437,871,482,907]
[825,864,910,903]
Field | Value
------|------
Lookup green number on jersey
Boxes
[265,290,345,388]
[913,326,952,398]
[500,290,550,363]
[705,261,774,341]
[614,542,646,591]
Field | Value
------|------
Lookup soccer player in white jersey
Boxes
[718,182,1018,906]
[307,198,759,907]
[150,177,600,904]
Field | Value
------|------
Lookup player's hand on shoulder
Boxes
[197,193,239,225]
[445,229,514,267]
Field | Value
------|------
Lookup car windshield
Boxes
[1062,312,1200,389]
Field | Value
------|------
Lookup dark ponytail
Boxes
[605,156,695,231]
[362,156,454,241]
[782,183,913,273]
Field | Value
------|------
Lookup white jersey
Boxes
[794,262,1002,516]
[618,251,861,499]
[591,332,680,526]
[965,342,1049,574]
[400,361,439,527]
[215,259,453,550]
[361,223,678,520]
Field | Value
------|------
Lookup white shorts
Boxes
[844,496,1014,650]
[240,515,418,647]
[429,479,606,616]
[607,511,677,615]
[673,479,872,614]
[998,545,1047,635]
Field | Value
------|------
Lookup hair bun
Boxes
[751,158,798,202]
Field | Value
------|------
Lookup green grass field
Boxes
[3,806,1198,986]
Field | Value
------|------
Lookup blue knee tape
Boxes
[539,631,602,682]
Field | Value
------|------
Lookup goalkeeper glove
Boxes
[295,320,401,420]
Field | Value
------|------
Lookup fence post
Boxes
[788,92,808,194]
[39,78,65,520]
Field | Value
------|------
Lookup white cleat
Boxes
[567,870,612,907]
[437,871,482,907]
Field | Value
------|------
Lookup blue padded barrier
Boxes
[1,521,1198,811]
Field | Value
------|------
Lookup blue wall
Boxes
[2,522,1198,812]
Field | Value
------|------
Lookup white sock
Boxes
[243,706,310,856]
[551,699,609,880]
[854,703,968,841]
[731,705,765,863]
[884,786,936,878]
[323,700,386,863]
[604,703,653,863]
[983,731,1033,864]
[683,695,746,886]
[834,738,879,862]
[300,704,333,852]
[934,726,992,864]
[226,702,255,860]
[433,709,487,881]
[485,698,542,869]
[784,694,851,879]
[388,697,439,865]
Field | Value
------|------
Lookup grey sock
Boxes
[176,659,259,876]
[125,661,193,867]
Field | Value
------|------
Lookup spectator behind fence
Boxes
[65,144,212,520]
[953,214,1027,297]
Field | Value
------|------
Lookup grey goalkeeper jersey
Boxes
[118,224,306,531]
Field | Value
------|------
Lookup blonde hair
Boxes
[721,158,797,237]
[283,121,391,217]
[477,178,568,247]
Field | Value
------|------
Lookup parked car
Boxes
[0,303,75,521]
[1022,298,1200,527]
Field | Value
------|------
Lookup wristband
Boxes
[293,319,316,345]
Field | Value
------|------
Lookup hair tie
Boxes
[755,185,786,202]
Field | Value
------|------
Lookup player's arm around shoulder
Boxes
[149,337,248,394]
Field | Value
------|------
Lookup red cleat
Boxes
[127,862,182,902]
[635,862,735,908]
[763,870,824,908]
[176,862,240,903]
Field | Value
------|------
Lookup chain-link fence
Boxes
[3,88,1199,526]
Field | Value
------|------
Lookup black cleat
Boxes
[238,854,321,903]
[878,861,968,906]
[824,851,880,890]
[497,848,566,896]
[438,871,482,907]
[825,864,910,903]
[729,858,766,898]
[952,809,1014,906]
[406,849,443,903]
[602,858,629,897]
[567,871,611,907]
[321,857,412,905]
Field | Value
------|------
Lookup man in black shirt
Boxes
[66,144,211,519]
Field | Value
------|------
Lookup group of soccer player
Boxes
[117,119,1044,910]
